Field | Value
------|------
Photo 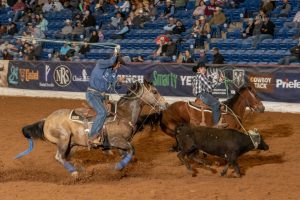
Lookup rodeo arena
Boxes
[1,0,300,199]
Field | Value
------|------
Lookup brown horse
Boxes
[159,86,265,144]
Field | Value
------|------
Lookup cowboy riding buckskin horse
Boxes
[15,78,168,176]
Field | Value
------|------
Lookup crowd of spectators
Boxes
[0,0,299,64]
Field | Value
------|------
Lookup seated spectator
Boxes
[51,51,61,61]
[79,0,90,13]
[79,39,90,55]
[36,14,48,33]
[161,0,175,18]
[144,2,157,21]
[163,17,176,34]
[211,47,224,64]
[60,41,71,56]
[274,0,291,17]
[153,39,177,62]
[132,9,148,28]
[89,30,99,43]
[252,15,275,48]
[0,41,19,54]
[251,15,263,36]
[82,10,96,35]
[132,55,144,62]
[32,40,43,60]
[98,30,104,41]
[110,12,123,29]
[23,23,46,39]
[42,0,54,13]
[114,0,130,17]
[55,19,73,40]
[193,0,206,18]
[126,11,135,27]
[209,7,226,38]
[261,0,274,15]
[53,0,64,11]
[242,18,255,38]
[0,24,7,38]
[110,21,130,39]
[71,21,85,40]
[204,0,217,20]
[12,0,25,22]
[172,20,186,35]
[7,22,18,36]
[95,0,106,14]
[2,49,14,60]
[278,38,300,65]
[197,49,208,64]
[193,16,211,48]
[179,50,194,63]
[70,0,80,10]
[283,11,300,29]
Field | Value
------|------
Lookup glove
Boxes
[114,45,121,55]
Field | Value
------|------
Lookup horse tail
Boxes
[135,112,162,132]
[15,120,45,159]
[22,120,45,139]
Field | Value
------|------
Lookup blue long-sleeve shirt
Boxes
[89,55,118,93]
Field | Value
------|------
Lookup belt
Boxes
[87,87,106,96]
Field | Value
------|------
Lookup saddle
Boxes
[188,98,227,127]
[74,100,117,119]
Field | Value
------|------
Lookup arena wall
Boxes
[1,87,299,113]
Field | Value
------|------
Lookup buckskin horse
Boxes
[156,86,265,149]
[15,80,168,177]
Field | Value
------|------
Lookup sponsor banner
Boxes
[6,61,300,103]
[7,61,94,91]
[0,60,9,87]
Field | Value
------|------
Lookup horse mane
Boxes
[118,82,142,104]
[223,86,250,108]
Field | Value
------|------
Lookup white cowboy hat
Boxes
[199,16,205,20]
[65,19,71,23]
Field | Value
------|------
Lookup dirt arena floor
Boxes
[0,96,299,200]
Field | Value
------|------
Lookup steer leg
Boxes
[220,161,230,176]
[232,160,241,177]
[177,151,196,176]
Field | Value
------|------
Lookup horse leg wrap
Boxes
[63,161,77,173]
[115,153,133,170]
[15,138,34,159]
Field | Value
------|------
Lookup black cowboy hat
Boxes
[192,62,208,72]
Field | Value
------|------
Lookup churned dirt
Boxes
[0,96,299,200]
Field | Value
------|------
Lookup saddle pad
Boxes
[69,110,94,123]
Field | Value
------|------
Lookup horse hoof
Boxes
[71,171,79,178]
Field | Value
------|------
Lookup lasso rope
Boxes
[13,35,119,49]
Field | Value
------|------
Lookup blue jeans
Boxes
[86,91,107,138]
[278,55,299,65]
[197,92,220,126]
[252,34,273,48]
